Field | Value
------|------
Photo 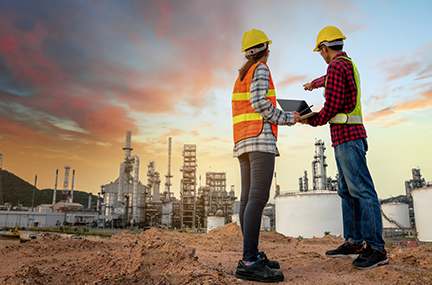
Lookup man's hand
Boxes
[303,82,313,91]
[299,118,309,125]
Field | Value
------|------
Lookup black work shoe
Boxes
[259,251,280,269]
[352,244,389,269]
[325,242,363,258]
[235,256,284,283]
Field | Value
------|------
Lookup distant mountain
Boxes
[0,169,99,207]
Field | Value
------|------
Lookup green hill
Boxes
[0,169,99,207]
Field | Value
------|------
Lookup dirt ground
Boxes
[1,223,431,284]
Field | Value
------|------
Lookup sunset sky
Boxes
[1,0,431,204]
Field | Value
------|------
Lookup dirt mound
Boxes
[1,227,432,284]
[299,234,344,245]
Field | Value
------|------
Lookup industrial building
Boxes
[381,168,432,242]
[100,132,236,229]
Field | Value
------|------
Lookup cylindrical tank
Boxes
[232,213,240,226]
[104,192,116,216]
[207,216,225,233]
[275,190,342,238]
[261,215,271,231]
[381,202,410,228]
[411,186,432,242]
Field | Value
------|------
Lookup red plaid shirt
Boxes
[308,52,367,147]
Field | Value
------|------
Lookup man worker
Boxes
[302,26,389,269]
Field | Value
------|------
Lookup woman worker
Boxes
[232,29,299,282]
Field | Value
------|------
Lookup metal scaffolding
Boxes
[180,144,197,228]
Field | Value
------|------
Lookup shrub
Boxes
[324,231,331,236]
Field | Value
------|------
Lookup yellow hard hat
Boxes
[241,29,272,52]
[314,26,346,52]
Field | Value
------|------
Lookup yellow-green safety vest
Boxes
[324,56,363,124]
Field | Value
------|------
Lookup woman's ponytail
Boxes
[238,44,268,81]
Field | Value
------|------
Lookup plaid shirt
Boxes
[308,52,367,147]
[233,63,294,157]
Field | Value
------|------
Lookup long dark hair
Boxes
[238,43,268,81]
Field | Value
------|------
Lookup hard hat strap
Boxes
[245,42,268,56]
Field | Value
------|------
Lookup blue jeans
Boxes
[334,138,385,250]
[238,152,275,261]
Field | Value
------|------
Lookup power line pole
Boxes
[31,175,37,212]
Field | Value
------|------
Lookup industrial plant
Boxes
[0,134,431,244]
[88,132,236,229]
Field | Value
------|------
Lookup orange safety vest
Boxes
[232,62,278,144]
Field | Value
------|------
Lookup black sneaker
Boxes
[325,242,363,258]
[352,244,389,269]
[259,251,280,269]
[235,256,284,283]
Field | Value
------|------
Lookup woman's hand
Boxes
[292,112,300,125]
[303,82,313,91]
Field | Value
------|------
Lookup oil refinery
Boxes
[0,133,431,244]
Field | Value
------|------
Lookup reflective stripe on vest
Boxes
[324,56,363,124]
[232,62,278,143]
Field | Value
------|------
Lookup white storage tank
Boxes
[275,190,343,238]
[411,186,432,242]
[230,213,270,231]
[207,216,225,233]
[381,202,410,228]
[232,213,240,226]
[261,215,271,231]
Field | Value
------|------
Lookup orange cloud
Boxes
[277,74,309,88]
[366,88,432,124]
[393,89,432,112]
[191,123,213,136]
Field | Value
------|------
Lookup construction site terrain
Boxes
[1,223,431,284]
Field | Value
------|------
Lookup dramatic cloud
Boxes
[277,74,309,88]
[366,88,432,126]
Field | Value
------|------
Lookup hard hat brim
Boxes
[242,40,272,52]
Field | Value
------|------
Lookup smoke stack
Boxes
[52,169,59,204]
[165,137,172,199]
[63,166,71,189]
[70,170,75,203]
[88,192,92,209]
[97,192,101,211]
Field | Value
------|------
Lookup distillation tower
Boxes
[298,140,337,192]
[405,168,427,228]
[103,131,145,226]
[180,144,197,228]
[312,139,327,190]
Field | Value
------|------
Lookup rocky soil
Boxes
[1,223,431,284]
